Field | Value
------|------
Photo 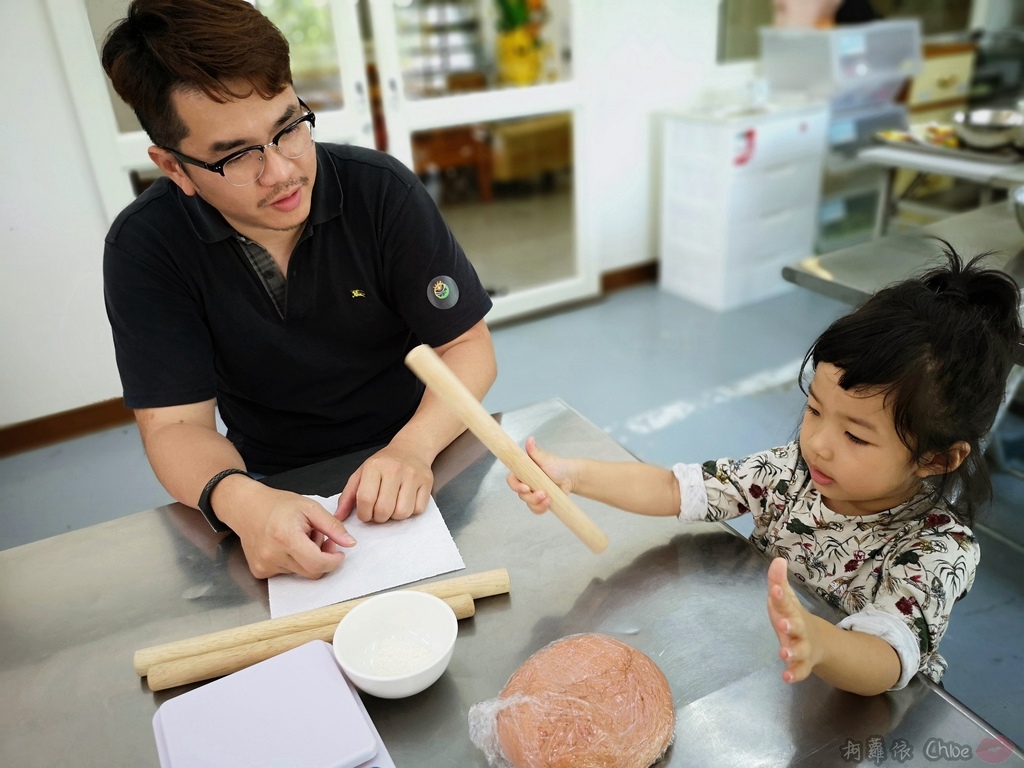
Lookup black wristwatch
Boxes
[197,468,251,533]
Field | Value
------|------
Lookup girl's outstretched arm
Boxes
[506,437,681,518]
[766,557,902,696]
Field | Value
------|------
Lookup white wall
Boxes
[0,0,738,427]
[0,0,122,427]
[576,1,724,274]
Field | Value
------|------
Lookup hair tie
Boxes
[941,286,969,303]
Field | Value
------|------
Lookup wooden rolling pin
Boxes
[135,567,510,676]
[146,593,475,691]
[405,344,609,553]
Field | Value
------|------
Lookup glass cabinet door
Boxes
[46,0,373,222]
[368,0,597,322]
[47,0,598,321]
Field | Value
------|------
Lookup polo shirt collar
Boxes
[179,142,343,243]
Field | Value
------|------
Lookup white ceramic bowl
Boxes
[332,591,458,699]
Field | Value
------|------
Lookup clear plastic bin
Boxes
[827,102,908,161]
[760,20,922,110]
[816,185,881,253]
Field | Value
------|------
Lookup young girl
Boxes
[507,246,1023,696]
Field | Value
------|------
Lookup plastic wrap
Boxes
[468,633,675,768]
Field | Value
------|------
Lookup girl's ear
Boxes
[916,441,971,478]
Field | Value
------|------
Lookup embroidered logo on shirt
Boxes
[351,289,366,298]
[427,275,459,309]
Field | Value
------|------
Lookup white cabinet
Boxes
[658,103,829,311]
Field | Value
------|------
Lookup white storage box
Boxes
[760,20,922,111]
[152,641,395,768]
[658,102,829,311]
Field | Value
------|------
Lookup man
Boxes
[101,0,496,579]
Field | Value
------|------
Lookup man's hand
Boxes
[330,320,495,525]
[134,401,356,580]
[335,440,433,523]
[220,480,357,579]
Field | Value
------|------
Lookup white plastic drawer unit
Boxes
[661,104,827,227]
[658,103,829,311]
[662,166,821,258]
[662,103,828,170]
[662,201,816,266]
[760,19,922,110]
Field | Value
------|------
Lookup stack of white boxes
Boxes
[760,20,923,252]
[658,101,829,311]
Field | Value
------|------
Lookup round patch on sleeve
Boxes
[427,275,460,309]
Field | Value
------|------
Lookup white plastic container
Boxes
[658,102,829,311]
[760,20,922,111]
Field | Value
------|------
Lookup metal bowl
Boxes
[1010,185,1024,232]
[952,109,1024,151]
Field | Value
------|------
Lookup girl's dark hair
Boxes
[800,242,1023,525]
[101,0,292,148]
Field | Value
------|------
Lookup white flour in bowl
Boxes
[368,633,436,677]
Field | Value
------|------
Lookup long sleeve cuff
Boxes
[837,605,921,691]
[671,462,707,523]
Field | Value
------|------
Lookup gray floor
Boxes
[1,282,1021,747]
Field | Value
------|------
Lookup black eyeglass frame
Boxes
[161,99,316,183]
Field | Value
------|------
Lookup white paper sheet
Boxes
[268,495,465,618]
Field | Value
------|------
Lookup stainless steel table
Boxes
[2,399,1021,767]
[783,200,1024,306]
[859,145,1024,237]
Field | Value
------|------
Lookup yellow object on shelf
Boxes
[497,27,542,86]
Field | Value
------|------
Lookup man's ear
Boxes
[148,147,197,197]
[916,441,971,478]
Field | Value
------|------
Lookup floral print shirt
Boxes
[673,443,979,686]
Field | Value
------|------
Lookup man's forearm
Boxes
[141,420,247,509]
[392,331,497,461]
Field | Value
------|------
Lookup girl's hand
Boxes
[505,436,576,514]
[766,557,823,684]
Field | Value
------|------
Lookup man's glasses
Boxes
[163,101,316,187]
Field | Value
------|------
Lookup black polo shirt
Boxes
[104,143,492,474]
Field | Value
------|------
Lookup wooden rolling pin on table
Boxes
[146,594,475,691]
[135,568,510,690]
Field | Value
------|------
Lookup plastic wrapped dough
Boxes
[469,633,675,768]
